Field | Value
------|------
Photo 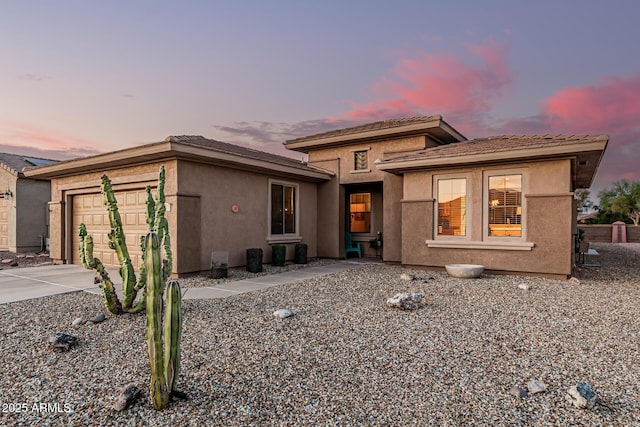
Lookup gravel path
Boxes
[0,243,638,426]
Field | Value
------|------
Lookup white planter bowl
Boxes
[445,264,485,279]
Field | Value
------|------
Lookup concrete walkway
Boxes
[0,261,371,304]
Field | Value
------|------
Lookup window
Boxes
[353,150,368,171]
[349,193,371,233]
[270,182,297,235]
[437,178,467,236]
[488,174,522,237]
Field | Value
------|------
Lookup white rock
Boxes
[526,380,547,394]
[72,317,85,327]
[386,293,423,310]
[518,283,530,291]
[273,309,293,319]
[400,273,415,281]
[566,382,598,409]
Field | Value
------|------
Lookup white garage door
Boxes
[72,189,152,269]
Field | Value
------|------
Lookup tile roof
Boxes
[0,152,57,175]
[167,135,317,173]
[284,116,444,145]
[380,134,609,163]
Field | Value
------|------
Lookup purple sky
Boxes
[2,1,639,195]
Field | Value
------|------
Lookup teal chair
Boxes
[345,232,362,258]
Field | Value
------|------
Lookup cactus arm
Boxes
[145,232,170,410]
[83,232,122,314]
[145,185,155,231]
[163,279,182,393]
[101,174,137,311]
[78,224,89,268]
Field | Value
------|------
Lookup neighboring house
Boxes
[0,153,57,252]
[25,116,608,279]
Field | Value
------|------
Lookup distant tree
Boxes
[574,189,593,212]
[597,180,640,225]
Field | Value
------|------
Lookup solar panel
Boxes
[23,157,55,166]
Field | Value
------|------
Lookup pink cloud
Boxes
[344,40,514,120]
[0,122,103,159]
[544,75,640,134]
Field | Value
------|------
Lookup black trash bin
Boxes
[294,243,308,264]
[271,245,286,267]
[246,248,263,273]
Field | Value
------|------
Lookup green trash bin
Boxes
[294,243,307,264]
[271,245,286,267]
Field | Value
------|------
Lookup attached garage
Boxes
[24,136,331,275]
[71,188,153,269]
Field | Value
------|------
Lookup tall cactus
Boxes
[145,232,182,410]
[78,166,170,314]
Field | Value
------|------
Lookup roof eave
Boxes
[284,117,466,153]
[375,140,608,176]
[24,141,333,182]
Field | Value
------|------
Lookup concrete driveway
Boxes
[0,264,120,304]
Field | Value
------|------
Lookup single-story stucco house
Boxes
[0,153,56,252]
[24,116,607,279]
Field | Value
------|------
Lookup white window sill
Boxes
[425,240,535,251]
[350,169,371,174]
[267,235,303,244]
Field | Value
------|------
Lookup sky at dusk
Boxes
[2,1,640,196]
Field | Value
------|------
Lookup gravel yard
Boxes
[0,243,638,426]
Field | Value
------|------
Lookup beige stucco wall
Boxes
[0,169,51,252]
[48,159,320,274]
[400,159,575,277]
[176,160,319,271]
[307,136,426,259]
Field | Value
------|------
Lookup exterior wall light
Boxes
[3,190,12,200]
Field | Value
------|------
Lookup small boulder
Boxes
[509,386,529,398]
[47,332,78,352]
[72,317,85,327]
[114,384,140,411]
[90,313,106,323]
[400,273,415,281]
[518,283,530,291]
[386,293,423,310]
[566,382,598,410]
[568,277,581,285]
[273,309,293,319]
[526,380,547,394]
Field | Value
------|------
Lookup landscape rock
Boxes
[518,283,530,291]
[90,313,106,323]
[1,259,18,266]
[400,273,415,281]
[46,332,78,352]
[273,309,293,319]
[566,382,599,409]
[526,380,547,394]
[114,384,141,411]
[386,293,423,310]
[509,386,529,398]
[568,276,581,285]
[72,317,85,327]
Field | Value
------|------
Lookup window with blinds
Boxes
[488,174,522,237]
[437,178,467,236]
